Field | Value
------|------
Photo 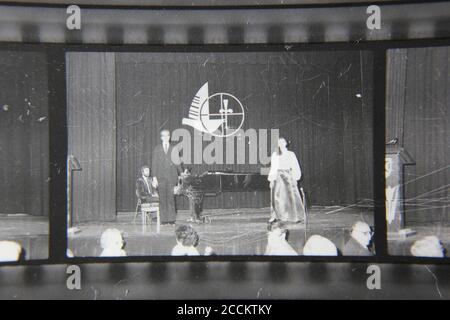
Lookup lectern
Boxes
[385,144,415,239]
[67,155,82,229]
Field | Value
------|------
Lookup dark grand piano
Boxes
[176,170,270,223]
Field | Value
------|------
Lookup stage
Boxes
[0,214,48,260]
[68,205,373,257]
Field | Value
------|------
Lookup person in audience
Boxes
[302,235,338,256]
[171,224,214,256]
[204,246,215,256]
[0,241,22,262]
[265,221,298,256]
[410,236,445,258]
[136,165,159,204]
[343,221,373,256]
[66,249,74,258]
[100,228,127,257]
[172,224,201,256]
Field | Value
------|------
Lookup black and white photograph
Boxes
[0,50,49,262]
[1,0,450,303]
[66,50,375,257]
[386,46,450,258]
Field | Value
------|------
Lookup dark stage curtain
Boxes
[387,47,450,224]
[67,52,116,223]
[115,51,373,212]
[0,51,49,216]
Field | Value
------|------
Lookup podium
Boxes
[385,144,415,239]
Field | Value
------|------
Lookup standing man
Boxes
[151,129,181,225]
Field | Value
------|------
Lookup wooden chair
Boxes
[134,190,160,233]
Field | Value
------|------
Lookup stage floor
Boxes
[69,206,374,257]
[0,214,49,260]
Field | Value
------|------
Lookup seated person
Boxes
[176,167,205,223]
[0,241,22,262]
[136,165,159,204]
[174,167,193,196]
[410,236,445,258]
[172,225,210,256]
[302,235,338,256]
[172,225,200,256]
[179,167,192,179]
[342,221,373,256]
[265,221,298,256]
[100,228,127,257]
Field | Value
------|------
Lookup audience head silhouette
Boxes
[351,221,372,248]
[410,236,445,258]
[265,221,298,256]
[172,225,200,256]
[175,225,199,247]
[100,228,126,257]
[267,220,288,238]
[303,235,338,256]
[0,241,22,262]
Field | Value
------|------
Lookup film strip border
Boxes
[1,261,449,299]
[0,1,448,44]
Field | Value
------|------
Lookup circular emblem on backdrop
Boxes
[199,92,245,138]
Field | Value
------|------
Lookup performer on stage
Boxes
[136,165,159,204]
[268,137,306,223]
[151,129,181,225]
[176,167,205,223]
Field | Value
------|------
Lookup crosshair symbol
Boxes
[199,92,245,138]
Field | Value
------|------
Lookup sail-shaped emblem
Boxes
[182,82,224,134]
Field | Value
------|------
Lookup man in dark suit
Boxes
[342,221,373,256]
[136,165,159,204]
[151,129,181,225]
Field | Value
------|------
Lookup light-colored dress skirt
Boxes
[271,169,305,223]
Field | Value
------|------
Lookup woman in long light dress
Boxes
[268,137,305,223]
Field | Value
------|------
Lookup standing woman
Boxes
[268,137,305,223]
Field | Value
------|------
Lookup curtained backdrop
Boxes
[387,47,450,225]
[67,52,117,223]
[115,51,374,213]
[0,51,49,216]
